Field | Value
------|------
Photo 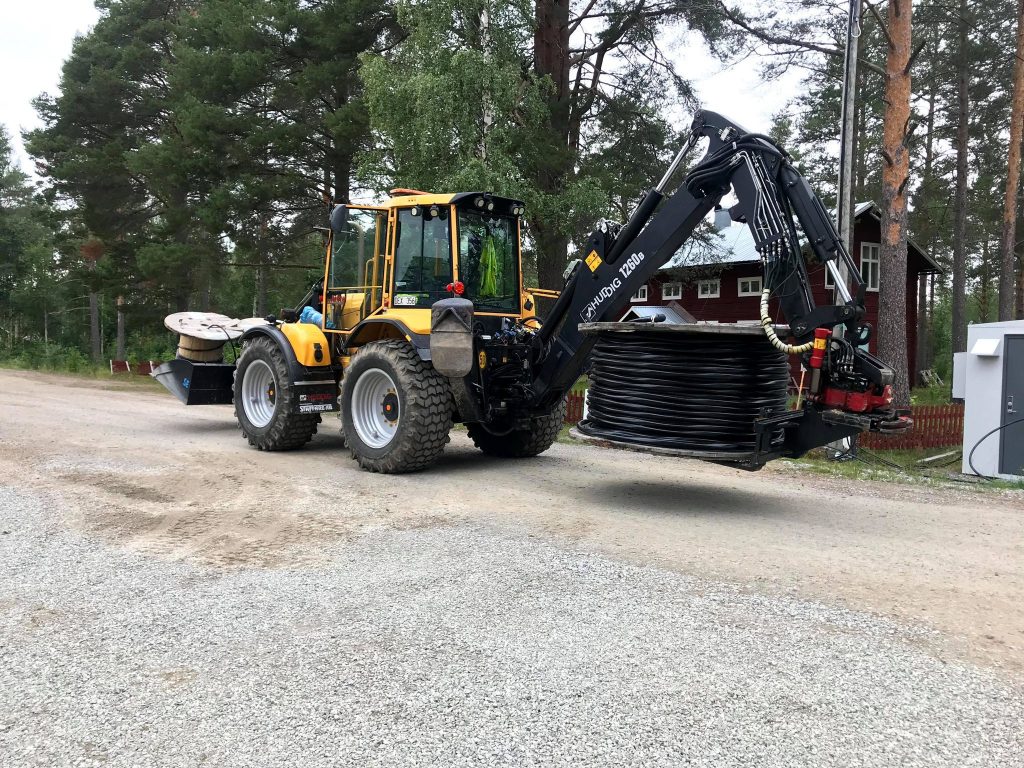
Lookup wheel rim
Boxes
[241,359,277,428]
[351,367,400,449]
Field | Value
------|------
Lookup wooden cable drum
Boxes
[175,335,227,362]
[163,312,266,363]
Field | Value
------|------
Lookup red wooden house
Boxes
[627,202,942,384]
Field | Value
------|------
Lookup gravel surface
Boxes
[2,485,1022,768]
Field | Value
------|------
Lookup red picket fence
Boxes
[109,360,163,376]
[860,404,963,450]
[564,388,963,451]
[565,389,587,424]
[133,360,162,376]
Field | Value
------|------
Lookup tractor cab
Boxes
[322,191,530,342]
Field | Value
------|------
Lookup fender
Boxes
[346,317,432,361]
[240,324,336,383]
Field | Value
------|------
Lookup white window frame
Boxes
[696,278,720,299]
[662,281,683,300]
[630,284,648,303]
[737,276,763,297]
[860,242,880,292]
[824,263,835,289]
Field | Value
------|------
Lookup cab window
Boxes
[330,208,382,290]
[392,207,453,308]
[457,210,520,313]
[326,208,385,329]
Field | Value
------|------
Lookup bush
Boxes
[0,343,103,375]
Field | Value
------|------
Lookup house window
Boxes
[824,264,835,289]
[696,279,720,299]
[662,281,682,300]
[737,276,763,297]
[860,243,880,291]
[630,284,648,302]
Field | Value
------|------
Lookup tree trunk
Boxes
[332,82,353,204]
[928,272,935,369]
[998,0,1024,320]
[876,0,913,408]
[951,2,970,354]
[333,152,352,204]
[533,0,573,287]
[1018,249,1024,319]
[115,295,126,360]
[254,264,268,318]
[89,292,101,363]
[916,273,927,382]
[980,240,991,321]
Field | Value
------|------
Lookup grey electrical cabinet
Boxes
[953,320,1024,479]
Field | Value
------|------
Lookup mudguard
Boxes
[240,324,339,414]
[346,317,432,361]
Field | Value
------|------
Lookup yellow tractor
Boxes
[155,111,910,474]
[206,189,562,473]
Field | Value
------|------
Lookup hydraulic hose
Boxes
[760,288,814,355]
[967,416,1024,479]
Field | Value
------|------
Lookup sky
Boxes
[0,1,101,173]
[0,2,800,177]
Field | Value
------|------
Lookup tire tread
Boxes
[467,400,566,458]
[341,339,452,473]
[234,337,321,451]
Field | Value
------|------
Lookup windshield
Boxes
[457,210,520,313]
[393,208,453,308]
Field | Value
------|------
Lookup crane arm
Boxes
[527,109,908,460]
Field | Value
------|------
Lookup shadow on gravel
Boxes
[584,480,789,517]
[429,447,509,474]
[301,432,348,453]
[159,418,240,433]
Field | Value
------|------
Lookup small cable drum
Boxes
[575,323,790,463]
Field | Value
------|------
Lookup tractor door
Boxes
[323,207,389,331]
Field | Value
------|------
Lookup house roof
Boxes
[621,304,694,324]
[669,201,942,273]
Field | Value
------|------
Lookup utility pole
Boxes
[829,0,861,459]
[836,0,862,257]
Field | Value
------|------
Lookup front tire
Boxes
[467,400,566,458]
[340,339,452,473]
[234,336,321,450]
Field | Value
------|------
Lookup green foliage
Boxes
[911,385,951,406]
[15,0,394,366]
[359,0,729,287]
[0,343,96,374]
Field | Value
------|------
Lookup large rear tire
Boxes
[234,336,321,450]
[467,400,566,458]
[340,339,452,473]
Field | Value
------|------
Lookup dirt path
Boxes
[1,368,1021,677]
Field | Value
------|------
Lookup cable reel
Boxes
[575,323,790,465]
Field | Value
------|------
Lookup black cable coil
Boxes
[577,329,790,456]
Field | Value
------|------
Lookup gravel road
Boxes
[0,370,1022,767]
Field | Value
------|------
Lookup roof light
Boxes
[411,205,421,217]
[485,200,495,212]
[474,196,485,208]
[428,204,439,218]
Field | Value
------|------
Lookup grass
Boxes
[910,384,954,406]
[0,352,167,392]
[781,445,1024,492]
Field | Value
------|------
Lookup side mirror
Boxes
[329,204,349,235]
